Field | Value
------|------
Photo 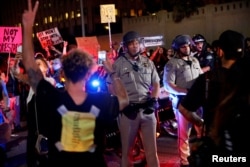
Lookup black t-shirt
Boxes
[182,58,245,127]
[181,67,231,130]
[36,79,119,166]
[182,57,250,157]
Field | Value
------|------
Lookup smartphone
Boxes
[17,45,22,53]
[98,50,106,65]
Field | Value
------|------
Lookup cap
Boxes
[218,30,244,57]
[192,34,206,43]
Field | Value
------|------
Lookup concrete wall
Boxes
[97,1,250,50]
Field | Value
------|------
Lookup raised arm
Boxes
[62,41,68,56]
[102,55,129,111]
[22,0,42,93]
[50,45,63,56]
[150,47,159,61]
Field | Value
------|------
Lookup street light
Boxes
[80,0,85,36]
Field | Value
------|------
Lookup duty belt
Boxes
[129,102,148,109]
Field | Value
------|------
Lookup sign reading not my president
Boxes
[36,27,63,49]
[0,26,22,53]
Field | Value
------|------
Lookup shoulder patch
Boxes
[165,62,174,71]
[206,54,214,60]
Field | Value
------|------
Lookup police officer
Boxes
[163,35,203,167]
[192,34,215,73]
[112,31,160,167]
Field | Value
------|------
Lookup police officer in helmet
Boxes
[192,34,215,73]
[163,34,203,167]
[111,31,161,167]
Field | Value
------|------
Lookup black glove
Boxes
[143,97,158,114]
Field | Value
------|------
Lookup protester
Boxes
[4,57,22,132]
[178,30,248,167]
[26,54,56,167]
[47,54,64,89]
[163,34,203,167]
[0,78,11,167]
[21,1,129,167]
[150,46,170,86]
[111,30,160,167]
[0,110,9,167]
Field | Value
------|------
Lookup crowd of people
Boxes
[0,0,249,167]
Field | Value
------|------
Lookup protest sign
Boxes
[100,4,116,23]
[143,35,164,47]
[0,26,22,53]
[75,36,100,59]
[36,27,63,49]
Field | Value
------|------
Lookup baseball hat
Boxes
[218,30,244,58]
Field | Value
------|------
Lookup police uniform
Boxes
[113,53,160,167]
[193,50,215,70]
[164,56,202,91]
[163,55,203,166]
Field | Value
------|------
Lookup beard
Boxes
[179,50,190,57]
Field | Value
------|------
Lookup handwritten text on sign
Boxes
[36,27,63,49]
[0,27,22,53]
[100,4,116,23]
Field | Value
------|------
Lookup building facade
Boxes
[98,1,250,50]
[0,0,249,51]
[0,0,147,38]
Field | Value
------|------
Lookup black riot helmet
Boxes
[122,31,141,46]
[171,35,193,51]
[122,31,142,57]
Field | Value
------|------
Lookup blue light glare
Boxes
[91,80,100,87]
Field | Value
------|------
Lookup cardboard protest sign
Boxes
[143,36,164,47]
[36,27,63,49]
[0,26,22,53]
[75,36,100,59]
[100,4,116,23]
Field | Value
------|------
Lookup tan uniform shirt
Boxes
[163,56,203,90]
[113,54,160,103]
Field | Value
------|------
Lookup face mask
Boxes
[52,59,61,70]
